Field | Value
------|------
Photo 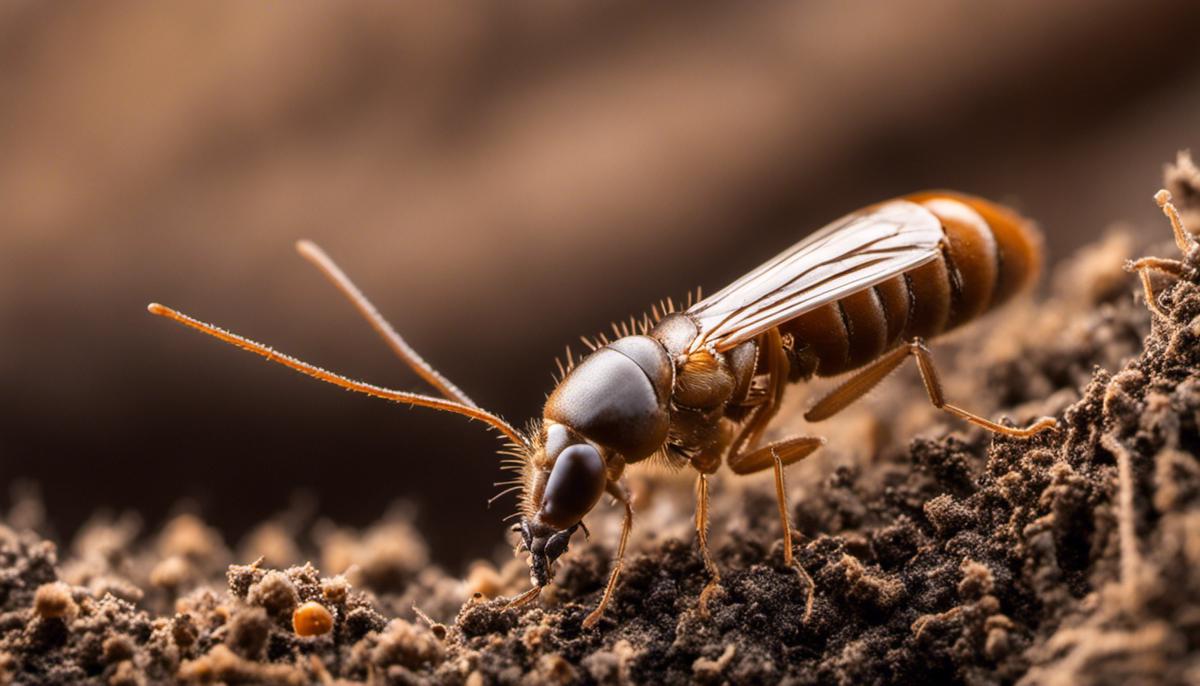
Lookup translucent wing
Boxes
[687,199,943,353]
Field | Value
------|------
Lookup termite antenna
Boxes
[294,240,477,407]
[146,302,528,448]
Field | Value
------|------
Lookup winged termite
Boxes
[148,191,1059,629]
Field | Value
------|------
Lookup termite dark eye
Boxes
[540,443,606,529]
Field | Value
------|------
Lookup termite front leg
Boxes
[581,480,633,629]
[805,339,1057,438]
[695,473,721,616]
[727,435,824,622]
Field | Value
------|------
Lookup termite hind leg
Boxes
[909,339,1057,438]
[582,481,634,629]
[804,343,912,423]
[695,474,722,617]
[805,339,1056,438]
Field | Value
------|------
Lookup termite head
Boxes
[516,520,581,588]
[515,335,674,587]
[516,425,608,587]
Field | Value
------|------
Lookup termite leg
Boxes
[728,328,790,456]
[726,436,823,622]
[503,585,542,610]
[771,448,816,623]
[582,481,633,629]
[805,339,1057,438]
[726,435,825,475]
[771,450,794,568]
[695,474,721,617]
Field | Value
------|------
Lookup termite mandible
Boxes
[148,190,1060,628]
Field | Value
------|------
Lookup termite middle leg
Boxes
[728,328,791,456]
[582,481,634,629]
[727,435,824,621]
[805,339,1057,438]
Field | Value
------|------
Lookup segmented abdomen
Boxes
[779,192,1043,378]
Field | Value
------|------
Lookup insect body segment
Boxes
[148,191,1057,631]
[777,192,1042,380]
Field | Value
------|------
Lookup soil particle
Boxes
[246,571,299,623]
[32,582,77,620]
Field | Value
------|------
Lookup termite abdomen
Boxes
[910,191,1043,313]
[781,192,1044,379]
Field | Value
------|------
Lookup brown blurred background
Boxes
[2,1,1199,570]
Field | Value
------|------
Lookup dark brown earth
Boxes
[3,155,1200,684]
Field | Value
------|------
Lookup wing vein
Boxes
[687,200,943,352]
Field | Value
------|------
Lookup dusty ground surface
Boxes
[3,156,1200,684]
